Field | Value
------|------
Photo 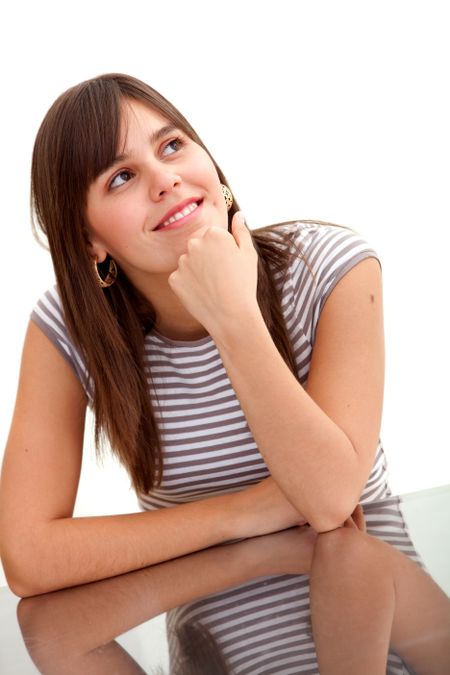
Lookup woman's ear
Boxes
[87,236,108,264]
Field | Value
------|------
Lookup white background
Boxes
[1,0,449,590]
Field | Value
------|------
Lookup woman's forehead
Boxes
[119,99,170,132]
[116,99,172,152]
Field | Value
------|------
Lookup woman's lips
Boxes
[155,200,204,232]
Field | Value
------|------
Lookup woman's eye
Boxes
[109,170,133,190]
[162,137,185,157]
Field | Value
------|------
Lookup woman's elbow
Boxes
[308,515,345,534]
[306,501,356,534]
[1,539,49,598]
[2,557,43,598]
[7,578,36,599]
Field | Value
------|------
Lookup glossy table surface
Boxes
[1,483,449,674]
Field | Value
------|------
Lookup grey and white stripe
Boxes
[31,221,418,673]
[135,222,389,511]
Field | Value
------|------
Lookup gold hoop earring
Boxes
[221,184,233,211]
[93,257,118,288]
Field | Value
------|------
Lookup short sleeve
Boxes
[31,286,92,401]
[278,222,381,348]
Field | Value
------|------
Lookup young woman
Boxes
[0,73,448,673]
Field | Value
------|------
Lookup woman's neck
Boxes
[148,280,209,341]
[153,318,209,341]
[129,270,210,341]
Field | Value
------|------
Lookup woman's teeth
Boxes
[160,201,199,228]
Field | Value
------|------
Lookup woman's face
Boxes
[86,99,228,289]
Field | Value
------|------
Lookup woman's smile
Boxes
[155,199,204,231]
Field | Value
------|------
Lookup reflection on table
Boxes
[1,485,449,675]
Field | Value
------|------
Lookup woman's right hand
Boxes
[231,477,307,540]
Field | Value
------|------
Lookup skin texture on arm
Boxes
[17,526,318,674]
[0,321,304,597]
[168,219,385,532]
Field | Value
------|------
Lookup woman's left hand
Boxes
[343,504,367,532]
[168,211,260,335]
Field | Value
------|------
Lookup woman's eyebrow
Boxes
[149,123,179,145]
[100,124,180,177]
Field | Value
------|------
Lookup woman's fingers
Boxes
[351,504,367,532]
[341,504,366,531]
[343,516,358,530]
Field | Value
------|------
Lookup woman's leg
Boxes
[309,526,450,675]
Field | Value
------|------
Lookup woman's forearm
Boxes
[213,311,360,531]
[5,476,302,597]
[6,495,235,597]
[18,525,316,663]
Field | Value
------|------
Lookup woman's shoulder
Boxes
[255,218,375,249]
[253,219,380,275]
[31,285,66,337]
[31,285,91,396]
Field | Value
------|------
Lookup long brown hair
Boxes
[31,73,310,494]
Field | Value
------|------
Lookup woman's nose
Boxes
[149,166,182,201]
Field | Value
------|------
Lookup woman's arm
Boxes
[17,526,317,674]
[167,221,384,532]
[310,526,450,674]
[0,322,303,597]
[211,256,384,532]
[17,526,317,667]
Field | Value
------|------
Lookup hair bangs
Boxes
[67,79,122,191]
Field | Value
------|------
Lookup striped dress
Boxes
[32,221,421,674]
